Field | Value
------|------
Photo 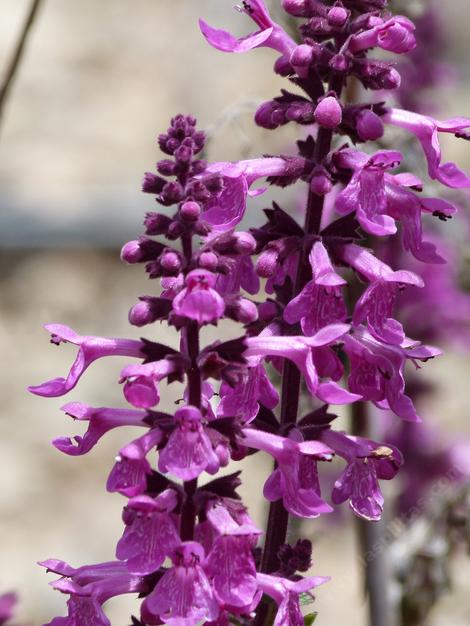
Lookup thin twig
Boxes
[0,0,44,129]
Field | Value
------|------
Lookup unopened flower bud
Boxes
[256,248,279,278]
[328,6,349,27]
[198,251,219,271]
[314,96,342,129]
[128,296,172,327]
[310,168,332,196]
[144,212,172,236]
[226,298,259,324]
[290,45,313,77]
[160,251,181,274]
[258,301,278,322]
[180,201,201,221]
[329,53,349,72]
[255,101,278,130]
[273,55,293,77]
[175,144,192,164]
[356,109,384,141]
[141,172,166,194]
[120,240,143,264]
[281,0,308,17]
[156,159,176,176]
[167,221,184,240]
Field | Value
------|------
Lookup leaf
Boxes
[304,612,318,626]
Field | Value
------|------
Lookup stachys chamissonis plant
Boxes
[29,1,470,624]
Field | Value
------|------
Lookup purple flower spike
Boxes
[242,429,333,518]
[201,158,291,231]
[28,324,144,398]
[53,403,148,456]
[384,108,470,188]
[142,541,219,626]
[335,149,401,236]
[257,573,330,626]
[107,429,162,497]
[173,269,225,325]
[116,490,180,574]
[199,0,296,57]
[339,243,423,344]
[158,405,221,480]
[284,241,347,335]
[350,16,416,55]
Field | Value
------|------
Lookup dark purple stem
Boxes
[180,233,201,541]
[352,401,392,626]
[259,75,344,579]
[0,0,43,130]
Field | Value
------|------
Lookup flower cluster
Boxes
[30,1,470,625]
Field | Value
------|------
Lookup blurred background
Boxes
[1,1,470,624]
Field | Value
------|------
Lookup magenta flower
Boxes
[242,428,333,518]
[119,358,180,408]
[321,429,403,520]
[116,490,179,574]
[205,507,261,609]
[384,178,457,263]
[257,573,329,626]
[53,402,148,456]
[245,324,361,404]
[173,269,225,324]
[200,158,292,231]
[28,325,144,397]
[107,429,162,497]
[199,0,296,57]
[335,149,401,236]
[158,405,225,480]
[217,361,279,423]
[40,560,145,626]
[339,243,423,344]
[350,16,416,54]
[142,542,219,626]
[384,108,470,188]
[343,328,440,421]
[284,241,347,335]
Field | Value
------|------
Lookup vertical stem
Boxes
[180,232,201,541]
[0,0,44,129]
[352,401,393,626]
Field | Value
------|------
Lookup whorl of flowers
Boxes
[30,1,470,625]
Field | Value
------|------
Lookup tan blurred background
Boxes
[1,1,470,624]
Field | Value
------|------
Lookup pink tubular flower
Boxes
[116,490,180,575]
[350,16,416,54]
[245,324,361,404]
[120,359,179,408]
[217,361,279,423]
[172,269,225,324]
[205,504,261,608]
[53,402,148,456]
[256,573,330,626]
[335,149,401,236]
[384,108,470,188]
[242,429,333,518]
[158,405,225,480]
[40,560,146,626]
[320,429,403,520]
[284,241,347,335]
[343,328,440,422]
[338,243,423,345]
[200,158,292,231]
[199,0,296,57]
[28,324,144,397]
[141,542,219,626]
[107,429,163,497]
